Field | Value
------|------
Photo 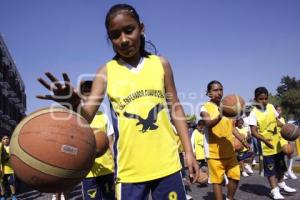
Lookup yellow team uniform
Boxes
[86,112,114,178]
[202,101,240,183]
[192,129,205,160]
[251,104,282,156]
[236,127,248,153]
[3,146,14,175]
[106,55,181,183]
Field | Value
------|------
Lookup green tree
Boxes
[276,76,300,121]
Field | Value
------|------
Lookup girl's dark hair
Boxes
[105,4,153,59]
[254,87,269,100]
[206,80,222,94]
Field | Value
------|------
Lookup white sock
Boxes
[288,158,293,172]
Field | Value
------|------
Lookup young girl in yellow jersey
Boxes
[1,135,17,200]
[37,3,199,200]
[80,81,115,200]
[200,80,248,200]
[235,118,254,177]
[249,87,296,200]
[191,120,206,170]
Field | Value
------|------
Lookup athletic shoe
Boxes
[51,194,56,200]
[242,171,249,177]
[285,171,298,180]
[278,182,296,193]
[245,164,254,174]
[283,175,288,180]
[186,194,193,200]
[60,194,65,200]
[252,159,257,166]
[11,196,17,200]
[270,187,284,200]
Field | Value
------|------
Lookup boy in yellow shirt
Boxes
[249,87,296,199]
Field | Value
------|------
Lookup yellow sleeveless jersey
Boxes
[106,55,181,183]
[278,117,288,147]
[202,102,235,159]
[192,129,205,160]
[3,146,14,174]
[236,127,248,152]
[252,104,281,156]
[86,112,114,178]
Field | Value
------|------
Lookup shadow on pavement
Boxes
[239,183,271,198]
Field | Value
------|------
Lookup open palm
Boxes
[37,72,81,110]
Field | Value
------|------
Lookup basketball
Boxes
[233,137,243,152]
[220,94,245,118]
[280,123,300,141]
[10,107,96,193]
[94,131,109,157]
[282,143,294,156]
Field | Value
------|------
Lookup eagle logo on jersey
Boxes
[123,103,164,133]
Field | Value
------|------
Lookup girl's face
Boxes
[237,119,244,128]
[255,93,268,108]
[276,106,282,115]
[107,12,144,61]
[2,136,9,145]
[208,83,223,104]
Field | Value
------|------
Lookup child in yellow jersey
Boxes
[200,80,248,200]
[275,105,298,180]
[249,87,296,200]
[235,118,254,177]
[191,120,206,170]
[0,142,5,200]
[1,135,17,200]
[37,4,199,200]
[80,81,115,200]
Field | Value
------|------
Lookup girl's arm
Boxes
[160,56,199,182]
[200,110,222,129]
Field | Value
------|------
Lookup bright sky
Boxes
[1,0,300,117]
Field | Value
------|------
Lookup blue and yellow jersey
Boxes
[86,112,114,178]
[106,55,181,183]
[3,146,14,174]
[191,129,205,160]
[250,104,281,156]
[201,102,235,159]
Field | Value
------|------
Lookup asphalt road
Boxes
[12,171,299,200]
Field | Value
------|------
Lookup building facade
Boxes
[0,34,26,137]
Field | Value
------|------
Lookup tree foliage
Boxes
[275,76,300,121]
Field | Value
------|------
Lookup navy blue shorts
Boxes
[82,173,115,200]
[237,151,254,162]
[3,174,15,186]
[263,152,287,177]
[116,171,186,200]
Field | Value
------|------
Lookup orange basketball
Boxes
[10,107,96,193]
[282,143,294,156]
[220,94,245,118]
[94,131,109,157]
[280,124,300,141]
[233,137,243,152]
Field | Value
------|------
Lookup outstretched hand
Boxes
[185,151,200,183]
[37,72,81,110]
